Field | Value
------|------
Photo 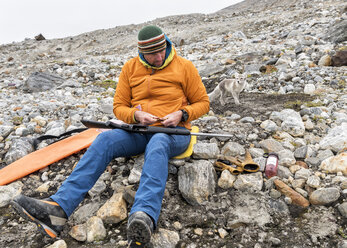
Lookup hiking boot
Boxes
[11,194,67,238]
[127,211,154,248]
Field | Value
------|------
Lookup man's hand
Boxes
[134,111,161,125]
[161,110,183,127]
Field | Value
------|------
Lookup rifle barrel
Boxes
[191,132,233,138]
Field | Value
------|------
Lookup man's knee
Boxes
[93,131,112,145]
[151,133,170,142]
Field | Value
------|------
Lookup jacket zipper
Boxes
[146,68,155,113]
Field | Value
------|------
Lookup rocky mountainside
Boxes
[0,0,347,247]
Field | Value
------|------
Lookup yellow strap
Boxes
[173,126,199,159]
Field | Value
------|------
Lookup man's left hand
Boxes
[160,111,183,127]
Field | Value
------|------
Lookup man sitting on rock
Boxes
[11,25,209,247]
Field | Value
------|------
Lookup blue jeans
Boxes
[50,127,190,225]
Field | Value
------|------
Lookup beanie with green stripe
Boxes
[138,25,167,54]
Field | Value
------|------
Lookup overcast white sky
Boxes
[0,0,243,45]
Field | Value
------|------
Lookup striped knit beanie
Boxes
[138,25,167,54]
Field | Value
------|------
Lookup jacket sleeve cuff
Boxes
[132,109,139,123]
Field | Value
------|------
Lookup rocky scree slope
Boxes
[0,0,347,247]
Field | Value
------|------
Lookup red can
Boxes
[265,153,279,178]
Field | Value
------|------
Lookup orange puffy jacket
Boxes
[113,48,209,129]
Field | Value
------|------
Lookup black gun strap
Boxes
[33,128,87,150]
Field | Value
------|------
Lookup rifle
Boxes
[81,119,234,138]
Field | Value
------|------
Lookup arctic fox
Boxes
[208,73,247,105]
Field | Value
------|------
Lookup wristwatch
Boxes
[180,109,189,122]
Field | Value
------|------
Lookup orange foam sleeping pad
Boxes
[0,128,102,186]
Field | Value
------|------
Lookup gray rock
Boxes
[338,240,347,248]
[323,19,347,43]
[294,146,308,159]
[282,141,295,152]
[254,157,267,172]
[227,192,271,228]
[319,123,347,153]
[46,240,67,248]
[178,160,216,205]
[244,64,261,75]
[128,166,142,184]
[260,120,278,132]
[269,188,281,199]
[226,113,241,121]
[4,138,33,164]
[317,149,334,161]
[0,125,14,138]
[305,157,321,168]
[24,72,65,92]
[259,139,284,153]
[233,172,263,191]
[269,111,282,125]
[99,104,113,114]
[128,155,144,183]
[265,58,279,65]
[57,79,80,88]
[275,55,292,70]
[239,116,255,123]
[309,187,340,205]
[303,206,338,240]
[280,109,305,137]
[295,168,311,180]
[269,237,281,246]
[88,178,106,198]
[168,163,178,174]
[337,202,347,218]
[277,165,293,179]
[333,112,347,125]
[151,228,180,248]
[288,30,302,38]
[199,64,224,78]
[232,31,247,39]
[45,127,65,136]
[69,224,87,242]
[192,142,220,159]
[268,199,289,214]
[72,202,101,223]
[0,182,23,207]
[278,149,296,167]
[86,216,106,242]
[200,116,218,123]
[304,84,315,94]
[248,148,264,158]
[306,175,320,189]
[292,178,306,189]
[218,170,236,189]
[304,119,314,130]
[295,187,308,198]
[221,141,245,157]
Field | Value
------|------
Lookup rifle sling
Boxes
[33,128,87,150]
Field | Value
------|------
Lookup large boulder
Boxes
[24,72,65,92]
[323,19,347,44]
[178,160,216,205]
[331,50,347,67]
[319,123,347,153]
